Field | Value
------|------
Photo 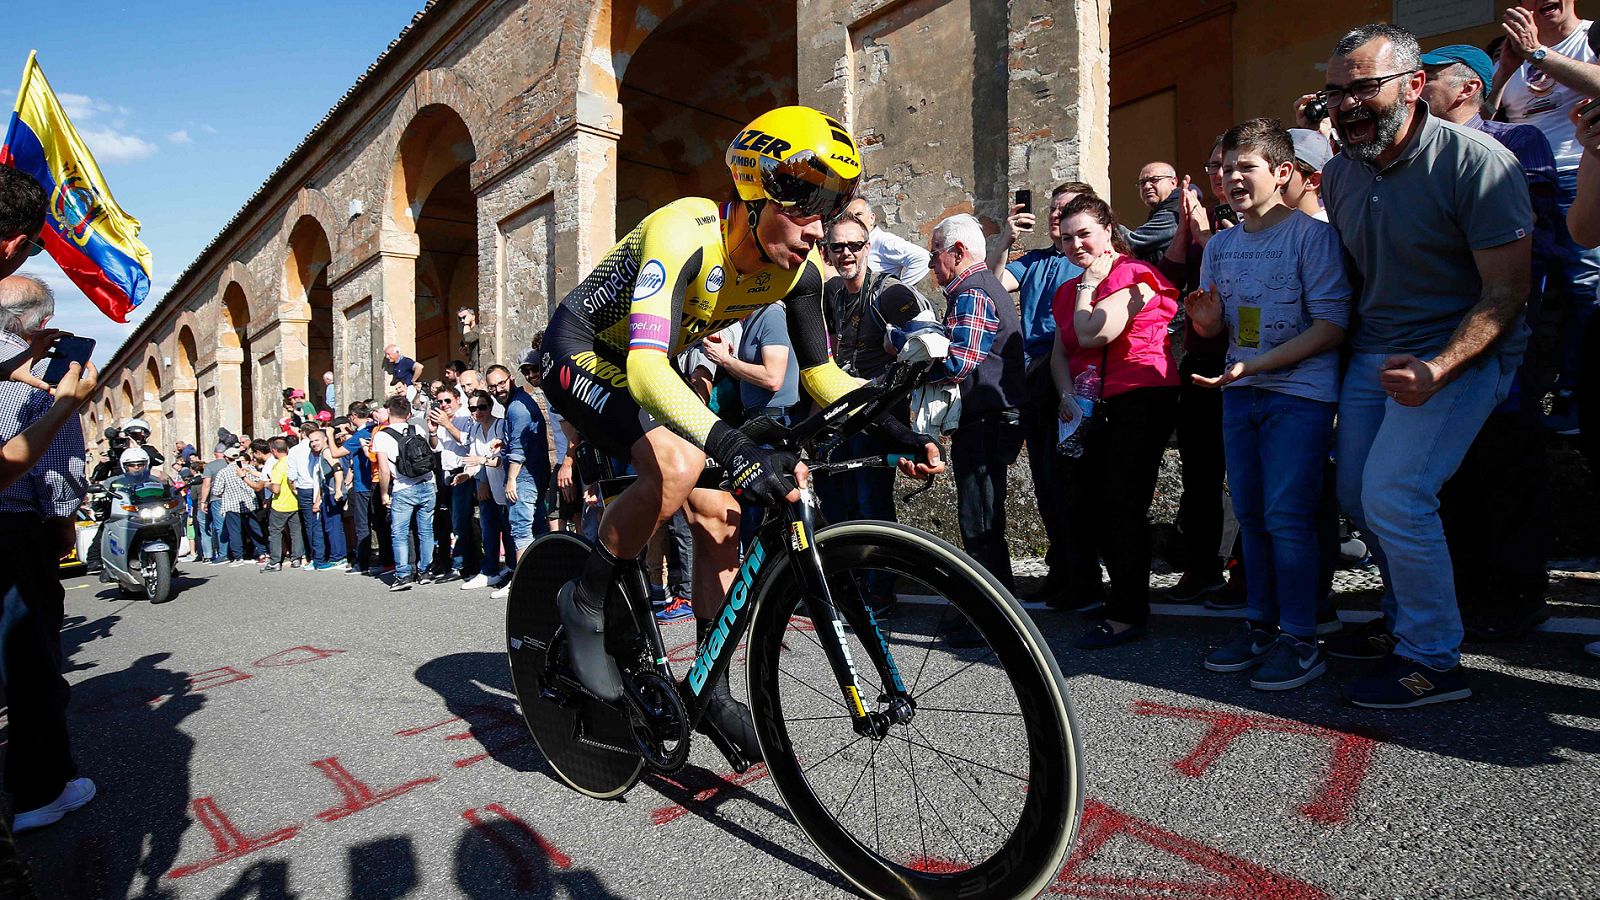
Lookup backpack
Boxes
[383,425,436,480]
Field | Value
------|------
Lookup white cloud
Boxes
[199,123,218,135]
[166,129,192,145]
[53,92,157,162]
[79,129,159,162]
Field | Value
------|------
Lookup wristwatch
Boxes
[1531,46,1549,64]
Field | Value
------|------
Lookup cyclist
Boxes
[542,106,943,763]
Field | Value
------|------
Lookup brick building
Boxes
[82,0,1111,445]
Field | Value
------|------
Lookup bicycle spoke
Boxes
[779,665,847,712]
[901,725,973,865]
[801,732,868,775]
[914,705,1023,718]
[831,734,886,824]
[898,733,1027,783]
[910,721,1008,833]
[906,600,957,695]
[909,645,998,705]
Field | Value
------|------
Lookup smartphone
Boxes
[1014,189,1033,214]
[42,335,95,385]
[1573,96,1600,125]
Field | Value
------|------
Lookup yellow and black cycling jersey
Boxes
[547,197,856,452]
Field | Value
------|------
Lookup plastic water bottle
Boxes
[1057,365,1101,458]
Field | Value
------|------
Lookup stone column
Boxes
[209,347,245,434]
[378,232,420,398]
[170,386,198,451]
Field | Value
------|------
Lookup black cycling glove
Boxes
[707,424,798,509]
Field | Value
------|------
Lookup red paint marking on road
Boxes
[396,704,532,767]
[394,714,465,737]
[1051,799,1328,899]
[649,764,770,826]
[310,757,439,823]
[905,856,968,873]
[1133,700,1379,825]
[188,666,253,692]
[252,645,346,668]
[461,802,572,890]
[167,796,300,879]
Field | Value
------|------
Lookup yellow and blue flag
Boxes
[1,52,152,323]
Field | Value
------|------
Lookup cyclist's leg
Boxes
[683,487,738,621]
[558,428,703,700]
[683,486,761,761]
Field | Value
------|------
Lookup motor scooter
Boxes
[93,477,185,603]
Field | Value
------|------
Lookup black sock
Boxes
[574,543,622,615]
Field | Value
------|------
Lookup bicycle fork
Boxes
[786,486,914,740]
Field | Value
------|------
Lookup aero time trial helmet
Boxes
[726,107,862,222]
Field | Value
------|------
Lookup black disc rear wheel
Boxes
[506,532,644,799]
[747,521,1082,899]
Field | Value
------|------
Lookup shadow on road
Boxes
[452,816,618,899]
[18,652,202,898]
[414,652,548,775]
[350,834,418,899]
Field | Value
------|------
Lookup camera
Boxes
[1303,96,1328,125]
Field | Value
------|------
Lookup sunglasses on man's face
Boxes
[25,234,45,257]
[826,240,867,254]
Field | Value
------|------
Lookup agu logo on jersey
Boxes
[634,259,668,300]
[705,265,725,293]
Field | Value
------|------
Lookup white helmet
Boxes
[122,417,152,439]
[119,446,151,473]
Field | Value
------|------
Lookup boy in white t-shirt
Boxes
[1184,118,1353,692]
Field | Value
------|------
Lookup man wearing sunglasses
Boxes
[540,106,942,766]
[1317,24,1534,709]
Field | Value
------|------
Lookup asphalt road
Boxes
[9,558,1600,899]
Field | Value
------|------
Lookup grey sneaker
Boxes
[1249,634,1327,691]
[1203,622,1278,673]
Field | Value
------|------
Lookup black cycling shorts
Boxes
[541,307,663,459]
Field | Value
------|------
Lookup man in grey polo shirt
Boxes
[1319,24,1533,709]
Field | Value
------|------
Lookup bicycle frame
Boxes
[578,355,934,741]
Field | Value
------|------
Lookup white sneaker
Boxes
[490,585,510,600]
[460,574,491,590]
[13,777,96,833]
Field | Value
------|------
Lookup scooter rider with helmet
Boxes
[85,435,165,572]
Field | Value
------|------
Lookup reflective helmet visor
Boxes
[758,150,858,222]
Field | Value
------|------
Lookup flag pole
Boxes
[2,50,36,160]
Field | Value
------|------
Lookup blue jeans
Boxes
[1223,388,1334,639]
[390,482,436,581]
[223,510,248,561]
[507,470,548,552]
[1335,352,1514,668]
[448,479,479,574]
[207,499,227,562]
[318,495,347,564]
[295,488,324,563]
[478,497,515,576]
[1554,169,1600,387]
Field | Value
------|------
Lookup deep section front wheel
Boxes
[505,531,644,799]
[746,521,1083,900]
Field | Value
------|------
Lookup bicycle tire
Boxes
[505,531,645,799]
[746,521,1083,900]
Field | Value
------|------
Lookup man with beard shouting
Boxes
[1304,24,1533,709]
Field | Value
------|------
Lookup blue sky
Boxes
[3,1,428,365]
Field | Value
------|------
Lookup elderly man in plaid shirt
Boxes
[927,214,1027,599]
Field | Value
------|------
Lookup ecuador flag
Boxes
[0,52,152,323]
